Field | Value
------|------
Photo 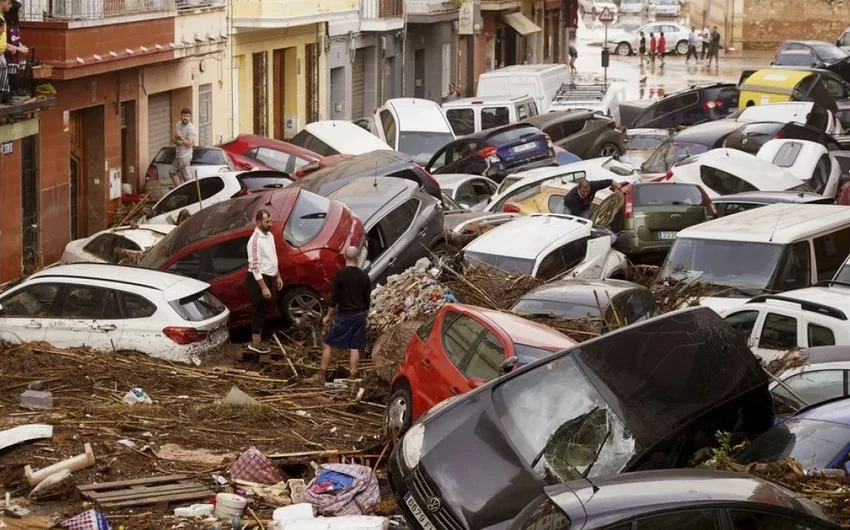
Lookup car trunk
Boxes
[496,136,550,167]
[637,204,708,237]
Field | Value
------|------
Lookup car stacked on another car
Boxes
[624,83,740,130]
[772,40,850,83]
[61,225,176,265]
[639,119,745,178]
[218,134,343,175]
[712,190,832,217]
[520,110,625,159]
[144,146,236,200]
[374,98,456,165]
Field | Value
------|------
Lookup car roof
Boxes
[385,98,451,133]
[786,345,850,366]
[671,119,744,143]
[754,284,850,315]
[224,135,321,159]
[518,279,645,305]
[479,64,566,75]
[550,469,834,524]
[794,396,850,424]
[521,110,595,128]
[678,204,850,243]
[694,149,803,187]
[462,122,540,140]
[464,214,591,259]
[293,150,414,187]
[737,101,815,121]
[26,263,209,301]
[433,174,490,188]
[103,225,176,248]
[711,190,829,204]
[302,121,392,153]
[326,176,415,226]
[442,95,533,107]
[448,303,576,350]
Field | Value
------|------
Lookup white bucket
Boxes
[272,503,315,522]
[214,493,248,519]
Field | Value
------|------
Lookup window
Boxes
[380,110,397,145]
[0,284,60,317]
[759,312,798,351]
[775,241,812,290]
[771,142,803,168]
[167,236,251,281]
[729,510,830,530]
[442,312,486,367]
[379,199,419,248]
[633,184,704,206]
[809,154,832,194]
[481,107,510,130]
[635,510,719,530]
[169,290,226,322]
[813,227,850,281]
[83,234,143,263]
[446,109,475,136]
[536,238,589,280]
[554,119,585,140]
[699,166,757,196]
[774,370,846,406]
[464,331,504,381]
[824,78,849,100]
[121,293,157,319]
[416,314,437,341]
[547,194,565,214]
[157,177,225,215]
[59,285,119,319]
[441,43,451,99]
[198,83,213,147]
[254,148,292,172]
[284,192,331,247]
[808,323,836,346]
[456,179,496,206]
[724,310,759,344]
[289,131,336,157]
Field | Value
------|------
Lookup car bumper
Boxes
[388,446,464,530]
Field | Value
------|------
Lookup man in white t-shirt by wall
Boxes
[170,107,196,187]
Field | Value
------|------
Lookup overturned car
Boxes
[388,307,773,530]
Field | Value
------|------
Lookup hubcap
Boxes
[677,43,688,54]
[287,293,322,320]
[617,44,630,56]
[387,395,409,440]
[600,144,620,158]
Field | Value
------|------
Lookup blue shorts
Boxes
[323,312,367,350]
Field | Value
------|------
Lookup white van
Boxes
[442,96,539,136]
[476,64,572,113]
[289,121,392,156]
[374,98,456,165]
[658,203,850,313]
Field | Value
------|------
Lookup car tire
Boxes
[597,141,623,158]
[280,287,324,324]
[386,384,413,445]
[675,40,689,55]
[616,42,632,56]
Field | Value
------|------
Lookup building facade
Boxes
[403,0,459,102]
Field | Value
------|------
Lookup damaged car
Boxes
[60,225,176,265]
[388,307,774,530]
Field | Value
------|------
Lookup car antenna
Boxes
[768,203,784,243]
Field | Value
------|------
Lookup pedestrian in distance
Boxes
[563,178,623,218]
[568,40,578,75]
[170,107,195,187]
[313,246,372,384]
[701,25,711,60]
[244,209,284,356]
[649,33,657,66]
[638,31,647,66]
[443,83,461,103]
[707,26,721,68]
[686,26,700,63]
[657,32,667,66]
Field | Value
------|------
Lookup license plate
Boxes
[512,142,537,154]
[658,231,677,240]
[405,493,436,530]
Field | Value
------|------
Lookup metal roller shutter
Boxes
[351,51,366,120]
[147,93,172,164]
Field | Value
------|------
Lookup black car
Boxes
[289,150,442,200]
[723,121,846,154]
[625,83,740,129]
[325,177,444,286]
[712,190,832,217]
[388,307,773,530]
[640,120,743,175]
[520,110,625,159]
[774,40,850,83]
[510,469,841,530]
[424,123,556,183]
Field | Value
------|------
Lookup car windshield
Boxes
[642,140,709,173]
[284,191,331,247]
[487,125,541,145]
[493,355,637,482]
[775,52,814,67]
[634,184,705,206]
[513,299,603,319]
[736,418,850,470]
[463,251,535,275]
[627,134,667,151]
[192,148,231,167]
[398,132,455,165]
[514,343,559,365]
[811,43,848,62]
[659,238,785,292]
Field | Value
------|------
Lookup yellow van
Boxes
[737,69,837,110]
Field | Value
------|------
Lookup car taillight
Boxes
[544,133,554,149]
[502,202,521,213]
[295,161,320,178]
[146,165,158,181]
[774,131,784,139]
[477,146,498,158]
[698,187,718,217]
[623,189,634,219]
[702,100,724,111]
[662,170,673,181]
[162,327,209,345]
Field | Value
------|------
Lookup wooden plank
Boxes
[87,483,209,502]
[78,475,188,492]
[98,490,214,508]
[267,449,363,459]
[92,487,212,505]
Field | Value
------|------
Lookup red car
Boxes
[138,188,365,328]
[386,303,576,441]
[218,134,349,176]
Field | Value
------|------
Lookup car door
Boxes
[616,508,722,530]
[0,282,61,344]
[723,309,763,349]
[116,291,162,352]
[445,108,476,136]
[45,284,124,351]
[752,310,804,363]
[369,198,422,285]
[152,177,227,223]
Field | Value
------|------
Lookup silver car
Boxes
[619,0,648,16]
[606,22,690,56]
[651,0,682,17]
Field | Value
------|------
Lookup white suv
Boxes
[0,264,230,364]
[720,285,850,363]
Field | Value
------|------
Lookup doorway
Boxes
[21,135,39,274]
[69,110,85,240]
[495,26,518,67]
[253,52,269,137]
[120,101,136,193]
[69,106,106,238]
[414,49,425,99]
[272,49,285,140]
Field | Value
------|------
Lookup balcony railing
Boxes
[361,0,403,19]
[22,0,179,21]
[405,0,458,16]
[0,62,56,120]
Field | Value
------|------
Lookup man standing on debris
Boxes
[563,178,622,218]
[313,246,371,383]
[170,107,196,187]
[245,209,283,355]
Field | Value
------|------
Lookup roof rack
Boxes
[553,83,608,103]
[746,294,847,321]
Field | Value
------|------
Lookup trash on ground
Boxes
[222,385,261,406]
[232,479,292,506]
[270,515,389,530]
[303,464,380,516]
[25,442,95,487]
[77,474,214,508]
[0,424,53,452]
[213,493,248,519]
[28,469,73,500]
[173,503,215,518]
[19,390,53,410]
[229,446,285,485]
[58,509,110,530]
[121,387,152,406]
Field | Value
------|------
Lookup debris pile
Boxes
[368,258,453,335]
[441,266,543,311]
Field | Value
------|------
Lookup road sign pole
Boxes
[598,7,614,87]
[603,24,608,87]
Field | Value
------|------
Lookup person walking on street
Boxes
[707,26,721,67]
[245,209,283,356]
[568,40,578,75]
[443,83,461,102]
[563,178,622,218]
[170,108,196,187]
[657,32,667,66]
[638,31,647,66]
[686,26,700,63]
[313,246,371,383]
[701,25,711,60]
[649,33,657,65]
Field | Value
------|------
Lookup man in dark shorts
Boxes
[638,31,647,66]
[313,246,371,383]
[563,178,622,218]
[568,40,578,75]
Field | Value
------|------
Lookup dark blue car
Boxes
[424,123,556,183]
[629,83,740,129]
[737,397,850,474]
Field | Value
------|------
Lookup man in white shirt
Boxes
[245,209,283,355]
[701,26,711,60]
[170,107,196,187]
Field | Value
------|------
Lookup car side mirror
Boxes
[468,377,488,389]
[500,356,519,374]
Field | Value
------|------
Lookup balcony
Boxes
[231,0,358,30]
[361,0,404,30]
[0,63,57,122]
[22,0,177,24]
[406,0,458,20]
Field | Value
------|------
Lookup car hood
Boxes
[697,295,752,314]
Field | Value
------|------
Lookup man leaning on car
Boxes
[564,178,622,218]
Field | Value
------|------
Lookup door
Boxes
[369,199,420,284]
[69,110,86,239]
[414,49,425,99]
[198,84,213,147]
[752,310,804,363]
[147,93,172,165]
[305,42,319,124]
[152,176,227,222]
[253,52,269,136]
[352,51,366,119]
[116,291,161,352]
[273,49,286,140]
[44,284,124,350]
[0,282,60,344]
[21,135,39,275]
[376,108,398,147]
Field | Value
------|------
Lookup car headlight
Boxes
[402,423,426,469]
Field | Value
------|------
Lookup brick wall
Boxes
[0,140,24,284]
[742,0,848,50]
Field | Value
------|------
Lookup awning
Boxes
[501,12,542,36]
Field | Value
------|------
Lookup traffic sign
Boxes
[598,7,615,23]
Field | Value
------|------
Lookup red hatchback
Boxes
[386,303,576,441]
[219,135,348,176]
[138,188,365,328]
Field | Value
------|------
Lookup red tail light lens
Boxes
[623,188,634,219]
[146,165,158,181]
[774,131,784,139]
[502,202,521,213]
[477,146,498,158]
[702,100,724,111]
[698,186,718,217]
[162,327,209,345]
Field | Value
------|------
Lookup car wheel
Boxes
[386,385,413,445]
[598,142,622,158]
[616,42,632,56]
[280,287,324,324]
[675,40,689,55]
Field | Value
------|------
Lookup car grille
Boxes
[411,467,464,530]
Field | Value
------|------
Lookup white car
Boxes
[145,172,247,225]
[61,225,176,265]
[766,345,850,412]
[144,146,236,201]
[651,0,682,17]
[606,22,690,56]
[733,101,844,136]
[462,214,627,280]
[0,264,230,364]
[433,174,498,209]
[756,139,842,199]
[374,98,456,165]
[720,285,850,364]
[289,120,392,157]
[619,0,648,15]
[582,0,618,17]
[668,148,810,198]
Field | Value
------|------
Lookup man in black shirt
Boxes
[563,178,622,218]
[313,246,371,383]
